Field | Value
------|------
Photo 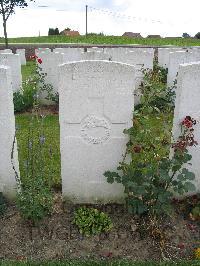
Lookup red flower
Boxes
[182,119,193,128]
[178,243,185,249]
[37,58,42,64]
[187,223,196,231]
[132,145,142,153]
[181,116,196,128]
[172,139,187,151]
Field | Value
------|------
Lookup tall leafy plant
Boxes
[104,65,197,218]
[12,78,54,226]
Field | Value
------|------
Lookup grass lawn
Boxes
[1,35,200,46]
[21,61,36,81]
[15,114,61,186]
[0,261,199,266]
[16,61,61,186]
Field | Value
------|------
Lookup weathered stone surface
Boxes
[16,49,26,65]
[167,51,200,88]
[59,60,135,203]
[35,48,51,56]
[54,48,83,62]
[158,48,183,68]
[0,53,22,92]
[172,62,200,191]
[0,66,19,199]
[0,49,12,54]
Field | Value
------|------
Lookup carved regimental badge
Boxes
[80,115,111,144]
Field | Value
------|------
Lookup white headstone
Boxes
[172,62,200,191]
[82,51,111,61]
[0,53,22,92]
[128,48,154,54]
[87,47,104,53]
[35,48,51,56]
[167,51,200,88]
[16,49,26,65]
[36,51,64,104]
[110,50,154,105]
[117,50,154,69]
[54,48,83,61]
[158,48,183,68]
[0,66,19,199]
[0,49,12,54]
[59,60,135,203]
[104,47,127,59]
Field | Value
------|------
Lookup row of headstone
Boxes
[36,47,154,105]
[0,48,26,65]
[0,60,135,202]
[167,50,200,88]
[158,47,200,88]
[1,59,200,202]
[0,48,26,93]
[0,53,22,92]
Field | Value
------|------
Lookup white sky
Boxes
[0,0,199,38]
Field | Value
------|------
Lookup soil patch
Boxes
[16,105,59,116]
[0,193,199,262]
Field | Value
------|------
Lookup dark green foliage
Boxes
[13,80,37,113]
[17,177,53,225]
[182,33,191,38]
[73,207,113,236]
[87,32,105,36]
[195,32,200,39]
[0,192,7,215]
[136,63,174,112]
[48,28,55,36]
[54,28,59,35]
[48,28,59,36]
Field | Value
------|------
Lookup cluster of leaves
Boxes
[13,106,53,225]
[191,204,200,221]
[188,194,200,221]
[136,63,175,112]
[73,207,113,236]
[17,177,53,225]
[0,192,7,216]
[13,77,38,113]
[104,65,197,218]
[13,56,59,113]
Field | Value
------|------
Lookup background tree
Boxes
[48,27,59,36]
[54,27,59,35]
[195,32,200,39]
[182,32,191,38]
[0,0,34,48]
[48,28,55,36]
